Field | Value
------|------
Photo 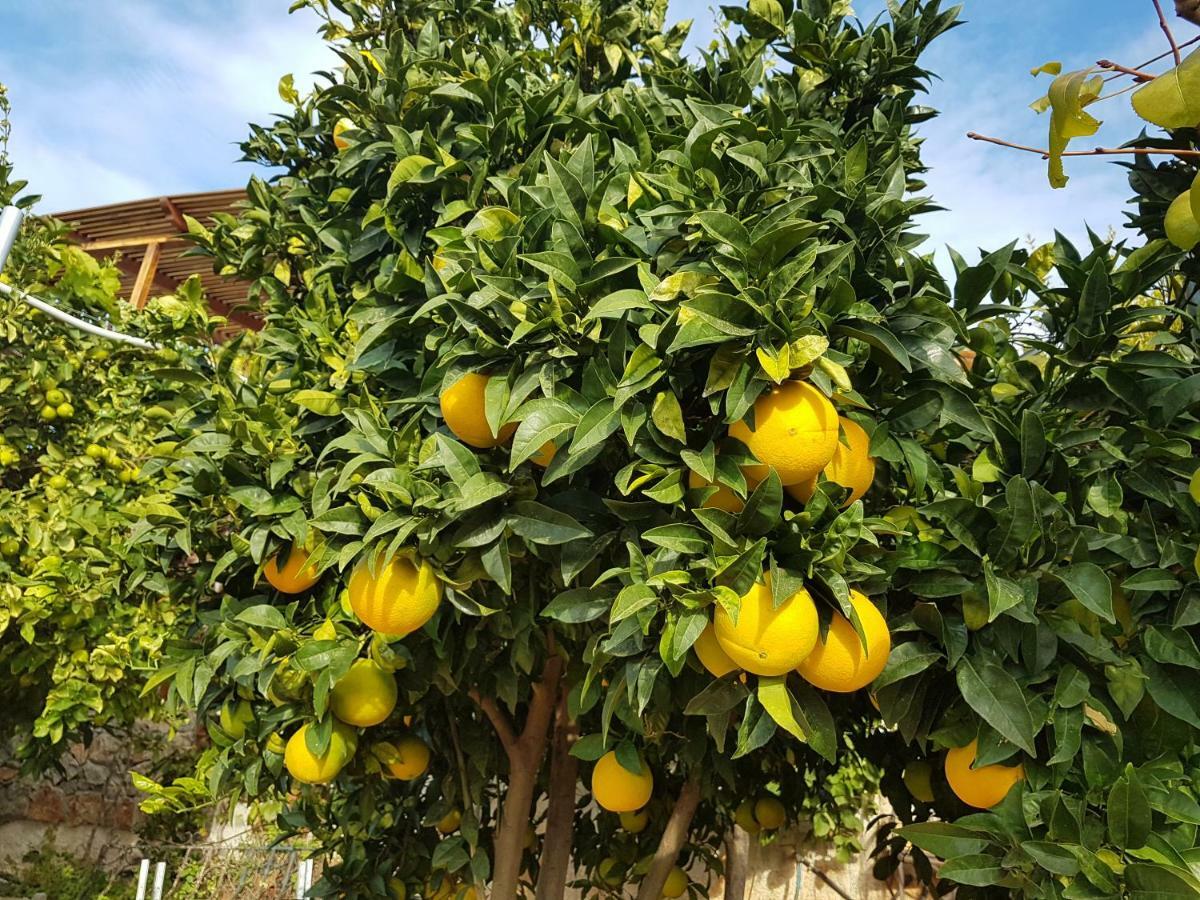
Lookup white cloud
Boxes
[0,1,334,212]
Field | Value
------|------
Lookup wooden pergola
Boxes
[52,189,261,333]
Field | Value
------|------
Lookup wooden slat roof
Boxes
[52,189,262,332]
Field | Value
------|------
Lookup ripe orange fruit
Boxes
[385,734,431,780]
[439,373,515,448]
[713,573,819,676]
[436,809,462,833]
[687,471,744,513]
[330,659,398,727]
[530,441,557,468]
[348,553,442,636]
[285,722,358,784]
[944,740,1023,809]
[728,381,838,486]
[591,751,653,812]
[795,590,891,692]
[692,623,739,677]
[264,545,321,593]
[333,117,356,150]
[786,417,876,507]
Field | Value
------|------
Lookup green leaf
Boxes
[899,822,989,858]
[464,207,519,241]
[694,210,751,257]
[610,584,658,623]
[1108,767,1152,850]
[1056,563,1114,623]
[541,587,611,623]
[292,390,343,416]
[955,657,1037,754]
[651,391,686,442]
[236,605,288,631]
[1126,862,1200,900]
[937,854,1006,887]
[1132,48,1200,130]
[506,501,591,545]
[1022,842,1080,876]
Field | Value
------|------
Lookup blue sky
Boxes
[0,0,1172,265]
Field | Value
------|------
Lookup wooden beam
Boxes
[130,241,162,309]
[159,196,188,232]
[81,234,176,252]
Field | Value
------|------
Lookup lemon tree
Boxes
[0,89,208,769]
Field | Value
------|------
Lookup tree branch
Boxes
[723,827,749,900]
[1154,0,1184,64]
[634,772,703,900]
[1096,59,1157,81]
[535,694,578,900]
[470,688,519,753]
[966,131,1200,158]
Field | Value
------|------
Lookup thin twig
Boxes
[1103,33,1200,81]
[966,131,1200,158]
[1153,0,1184,64]
[1097,58,1157,81]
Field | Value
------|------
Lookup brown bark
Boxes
[471,654,564,900]
[535,697,578,900]
[723,827,749,900]
[634,772,703,900]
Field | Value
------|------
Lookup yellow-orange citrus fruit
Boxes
[330,659,398,727]
[436,809,462,833]
[387,734,431,780]
[439,373,515,448]
[1166,190,1200,250]
[219,699,254,740]
[944,740,1023,809]
[388,877,408,900]
[530,441,557,468]
[754,796,786,830]
[660,867,688,899]
[264,546,320,593]
[728,381,838,486]
[592,751,653,812]
[713,574,819,676]
[620,809,649,833]
[333,117,355,150]
[734,798,761,835]
[795,590,891,692]
[687,470,745,513]
[693,623,740,677]
[786,417,876,507]
[903,760,934,803]
[285,722,357,784]
[348,553,442,636]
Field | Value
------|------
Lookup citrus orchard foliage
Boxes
[0,127,207,766]
[125,3,1200,900]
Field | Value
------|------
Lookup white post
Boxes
[294,855,306,899]
[305,858,315,891]
[152,860,167,900]
[135,859,151,900]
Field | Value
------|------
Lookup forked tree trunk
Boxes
[723,827,749,900]
[535,697,578,900]
[472,654,564,900]
[634,772,702,900]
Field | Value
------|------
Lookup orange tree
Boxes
[0,85,211,769]
[132,0,1200,898]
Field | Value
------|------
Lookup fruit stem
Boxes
[1096,58,1158,81]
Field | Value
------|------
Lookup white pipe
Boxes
[0,279,158,349]
[0,206,21,274]
[135,859,150,900]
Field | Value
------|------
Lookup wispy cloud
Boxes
[1,0,333,211]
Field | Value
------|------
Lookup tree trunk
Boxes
[472,654,564,900]
[723,827,749,900]
[634,772,702,900]
[535,699,578,900]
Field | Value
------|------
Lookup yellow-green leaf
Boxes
[788,334,829,368]
[1035,68,1104,188]
[756,344,791,384]
[651,391,686,442]
[1190,467,1200,504]
[1031,61,1063,77]
[817,356,851,392]
[1133,47,1200,130]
